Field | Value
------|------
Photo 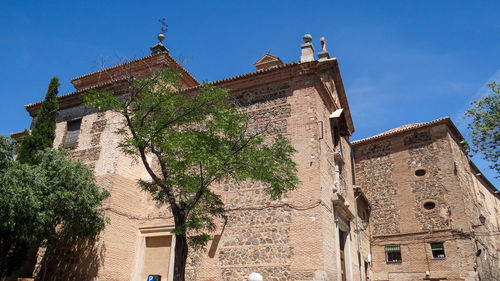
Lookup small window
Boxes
[415,169,426,177]
[423,201,436,210]
[430,242,445,259]
[64,119,81,148]
[385,244,402,263]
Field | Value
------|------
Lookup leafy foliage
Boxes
[0,144,109,277]
[84,68,299,280]
[0,135,16,172]
[465,82,500,177]
[17,77,60,165]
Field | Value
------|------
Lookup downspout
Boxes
[354,192,363,281]
[352,145,363,281]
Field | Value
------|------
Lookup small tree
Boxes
[0,143,109,278]
[84,68,299,280]
[465,82,500,177]
[17,77,60,165]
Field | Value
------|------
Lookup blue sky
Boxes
[0,0,498,186]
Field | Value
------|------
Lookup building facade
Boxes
[14,35,372,281]
[352,118,500,281]
[10,35,498,281]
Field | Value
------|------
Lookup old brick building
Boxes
[352,117,500,281]
[12,35,373,281]
[11,34,498,281]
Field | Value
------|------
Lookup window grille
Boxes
[431,242,445,259]
[385,244,402,263]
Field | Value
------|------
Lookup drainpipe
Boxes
[354,192,363,281]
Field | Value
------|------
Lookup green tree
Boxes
[465,82,500,177]
[0,140,109,278]
[17,77,60,165]
[84,68,299,281]
[0,135,16,172]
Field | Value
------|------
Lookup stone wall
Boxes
[405,130,449,231]
[24,57,359,281]
[447,130,500,280]
[235,82,291,136]
[354,140,399,236]
[354,122,500,281]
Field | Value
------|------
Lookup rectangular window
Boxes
[430,242,445,259]
[64,119,81,148]
[385,244,402,263]
[333,124,340,147]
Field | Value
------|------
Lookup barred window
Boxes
[431,242,445,259]
[64,119,81,148]
[385,244,402,263]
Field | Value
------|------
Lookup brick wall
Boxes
[354,121,500,281]
[30,58,363,281]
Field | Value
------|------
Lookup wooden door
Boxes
[339,229,346,281]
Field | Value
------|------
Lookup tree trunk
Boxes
[172,234,188,281]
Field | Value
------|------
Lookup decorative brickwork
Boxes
[69,147,101,170]
[403,130,431,147]
[234,82,292,136]
[68,112,107,170]
[231,83,290,107]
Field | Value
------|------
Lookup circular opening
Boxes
[423,201,436,210]
[415,169,426,177]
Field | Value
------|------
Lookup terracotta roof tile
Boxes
[70,51,198,85]
[351,117,450,145]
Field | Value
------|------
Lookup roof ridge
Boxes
[180,60,316,93]
[24,59,335,113]
[25,78,128,109]
[70,51,199,85]
[351,117,451,145]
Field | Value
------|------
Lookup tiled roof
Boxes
[25,78,127,109]
[70,51,199,85]
[25,51,205,110]
[180,61,305,92]
[352,117,498,194]
[351,117,451,145]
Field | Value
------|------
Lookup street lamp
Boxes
[472,214,486,228]
[361,218,369,230]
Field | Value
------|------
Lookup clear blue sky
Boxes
[1,0,498,186]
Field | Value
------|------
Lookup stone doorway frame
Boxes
[132,225,176,281]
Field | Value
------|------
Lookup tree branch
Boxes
[123,108,180,213]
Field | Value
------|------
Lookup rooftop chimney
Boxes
[300,34,315,63]
[150,33,169,55]
[317,37,331,61]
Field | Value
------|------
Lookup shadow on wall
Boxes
[34,234,104,281]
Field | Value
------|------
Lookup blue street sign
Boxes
[147,275,161,281]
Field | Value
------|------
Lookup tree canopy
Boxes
[465,82,500,177]
[0,143,109,278]
[17,77,60,165]
[84,68,299,281]
[0,77,109,278]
